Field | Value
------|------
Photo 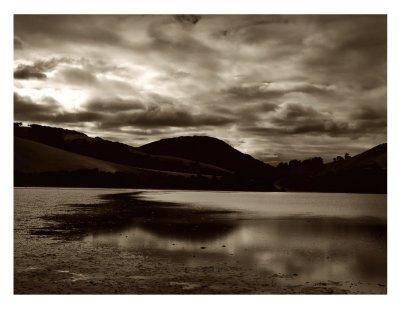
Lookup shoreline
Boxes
[13,186,388,195]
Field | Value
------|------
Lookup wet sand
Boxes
[14,190,386,294]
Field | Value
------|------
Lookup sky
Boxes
[13,15,387,165]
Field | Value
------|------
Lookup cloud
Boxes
[174,15,201,26]
[14,92,101,122]
[172,71,191,79]
[34,57,77,71]
[141,18,221,74]
[351,105,386,121]
[14,36,24,49]
[240,101,387,138]
[13,15,387,162]
[14,15,127,49]
[99,105,236,129]
[299,15,386,88]
[84,97,145,112]
[56,67,98,86]
[254,102,349,136]
[14,64,47,80]
[14,93,235,131]
[14,92,106,125]
[214,15,292,44]
[50,111,104,123]
[14,93,59,121]
[32,59,135,94]
[271,102,321,122]
[14,57,80,80]
[223,81,334,103]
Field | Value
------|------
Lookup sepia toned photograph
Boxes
[14,14,387,294]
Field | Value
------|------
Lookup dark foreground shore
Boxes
[14,189,386,294]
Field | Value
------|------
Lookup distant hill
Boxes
[139,136,274,178]
[14,124,232,177]
[275,143,387,193]
[325,143,387,172]
[14,136,238,189]
[14,123,274,190]
[14,123,386,193]
[15,137,138,173]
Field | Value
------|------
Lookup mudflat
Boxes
[14,188,386,294]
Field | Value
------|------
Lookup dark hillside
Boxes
[139,136,274,178]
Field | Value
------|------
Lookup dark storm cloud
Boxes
[14,92,104,124]
[351,105,387,121]
[266,102,353,136]
[99,106,236,129]
[14,93,59,120]
[14,64,47,80]
[14,15,126,48]
[14,57,78,80]
[241,123,349,137]
[240,101,387,138]
[14,93,234,130]
[299,15,387,88]
[174,15,201,26]
[213,15,292,44]
[84,97,145,112]
[223,82,334,102]
[131,109,234,127]
[350,105,387,134]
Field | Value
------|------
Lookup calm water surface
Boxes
[140,190,386,219]
[15,188,387,289]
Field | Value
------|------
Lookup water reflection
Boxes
[34,191,241,242]
[86,217,386,284]
[36,191,387,287]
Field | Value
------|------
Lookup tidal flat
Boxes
[14,188,387,294]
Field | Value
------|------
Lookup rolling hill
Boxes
[15,137,137,173]
[275,143,387,193]
[15,136,220,178]
[139,136,274,178]
[14,136,238,189]
[14,124,232,177]
[14,123,386,193]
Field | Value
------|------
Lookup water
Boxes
[14,188,387,293]
[139,190,387,219]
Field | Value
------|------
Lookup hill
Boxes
[14,123,232,177]
[15,137,138,173]
[14,124,274,190]
[14,123,386,193]
[275,143,387,193]
[14,137,239,189]
[139,136,274,178]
